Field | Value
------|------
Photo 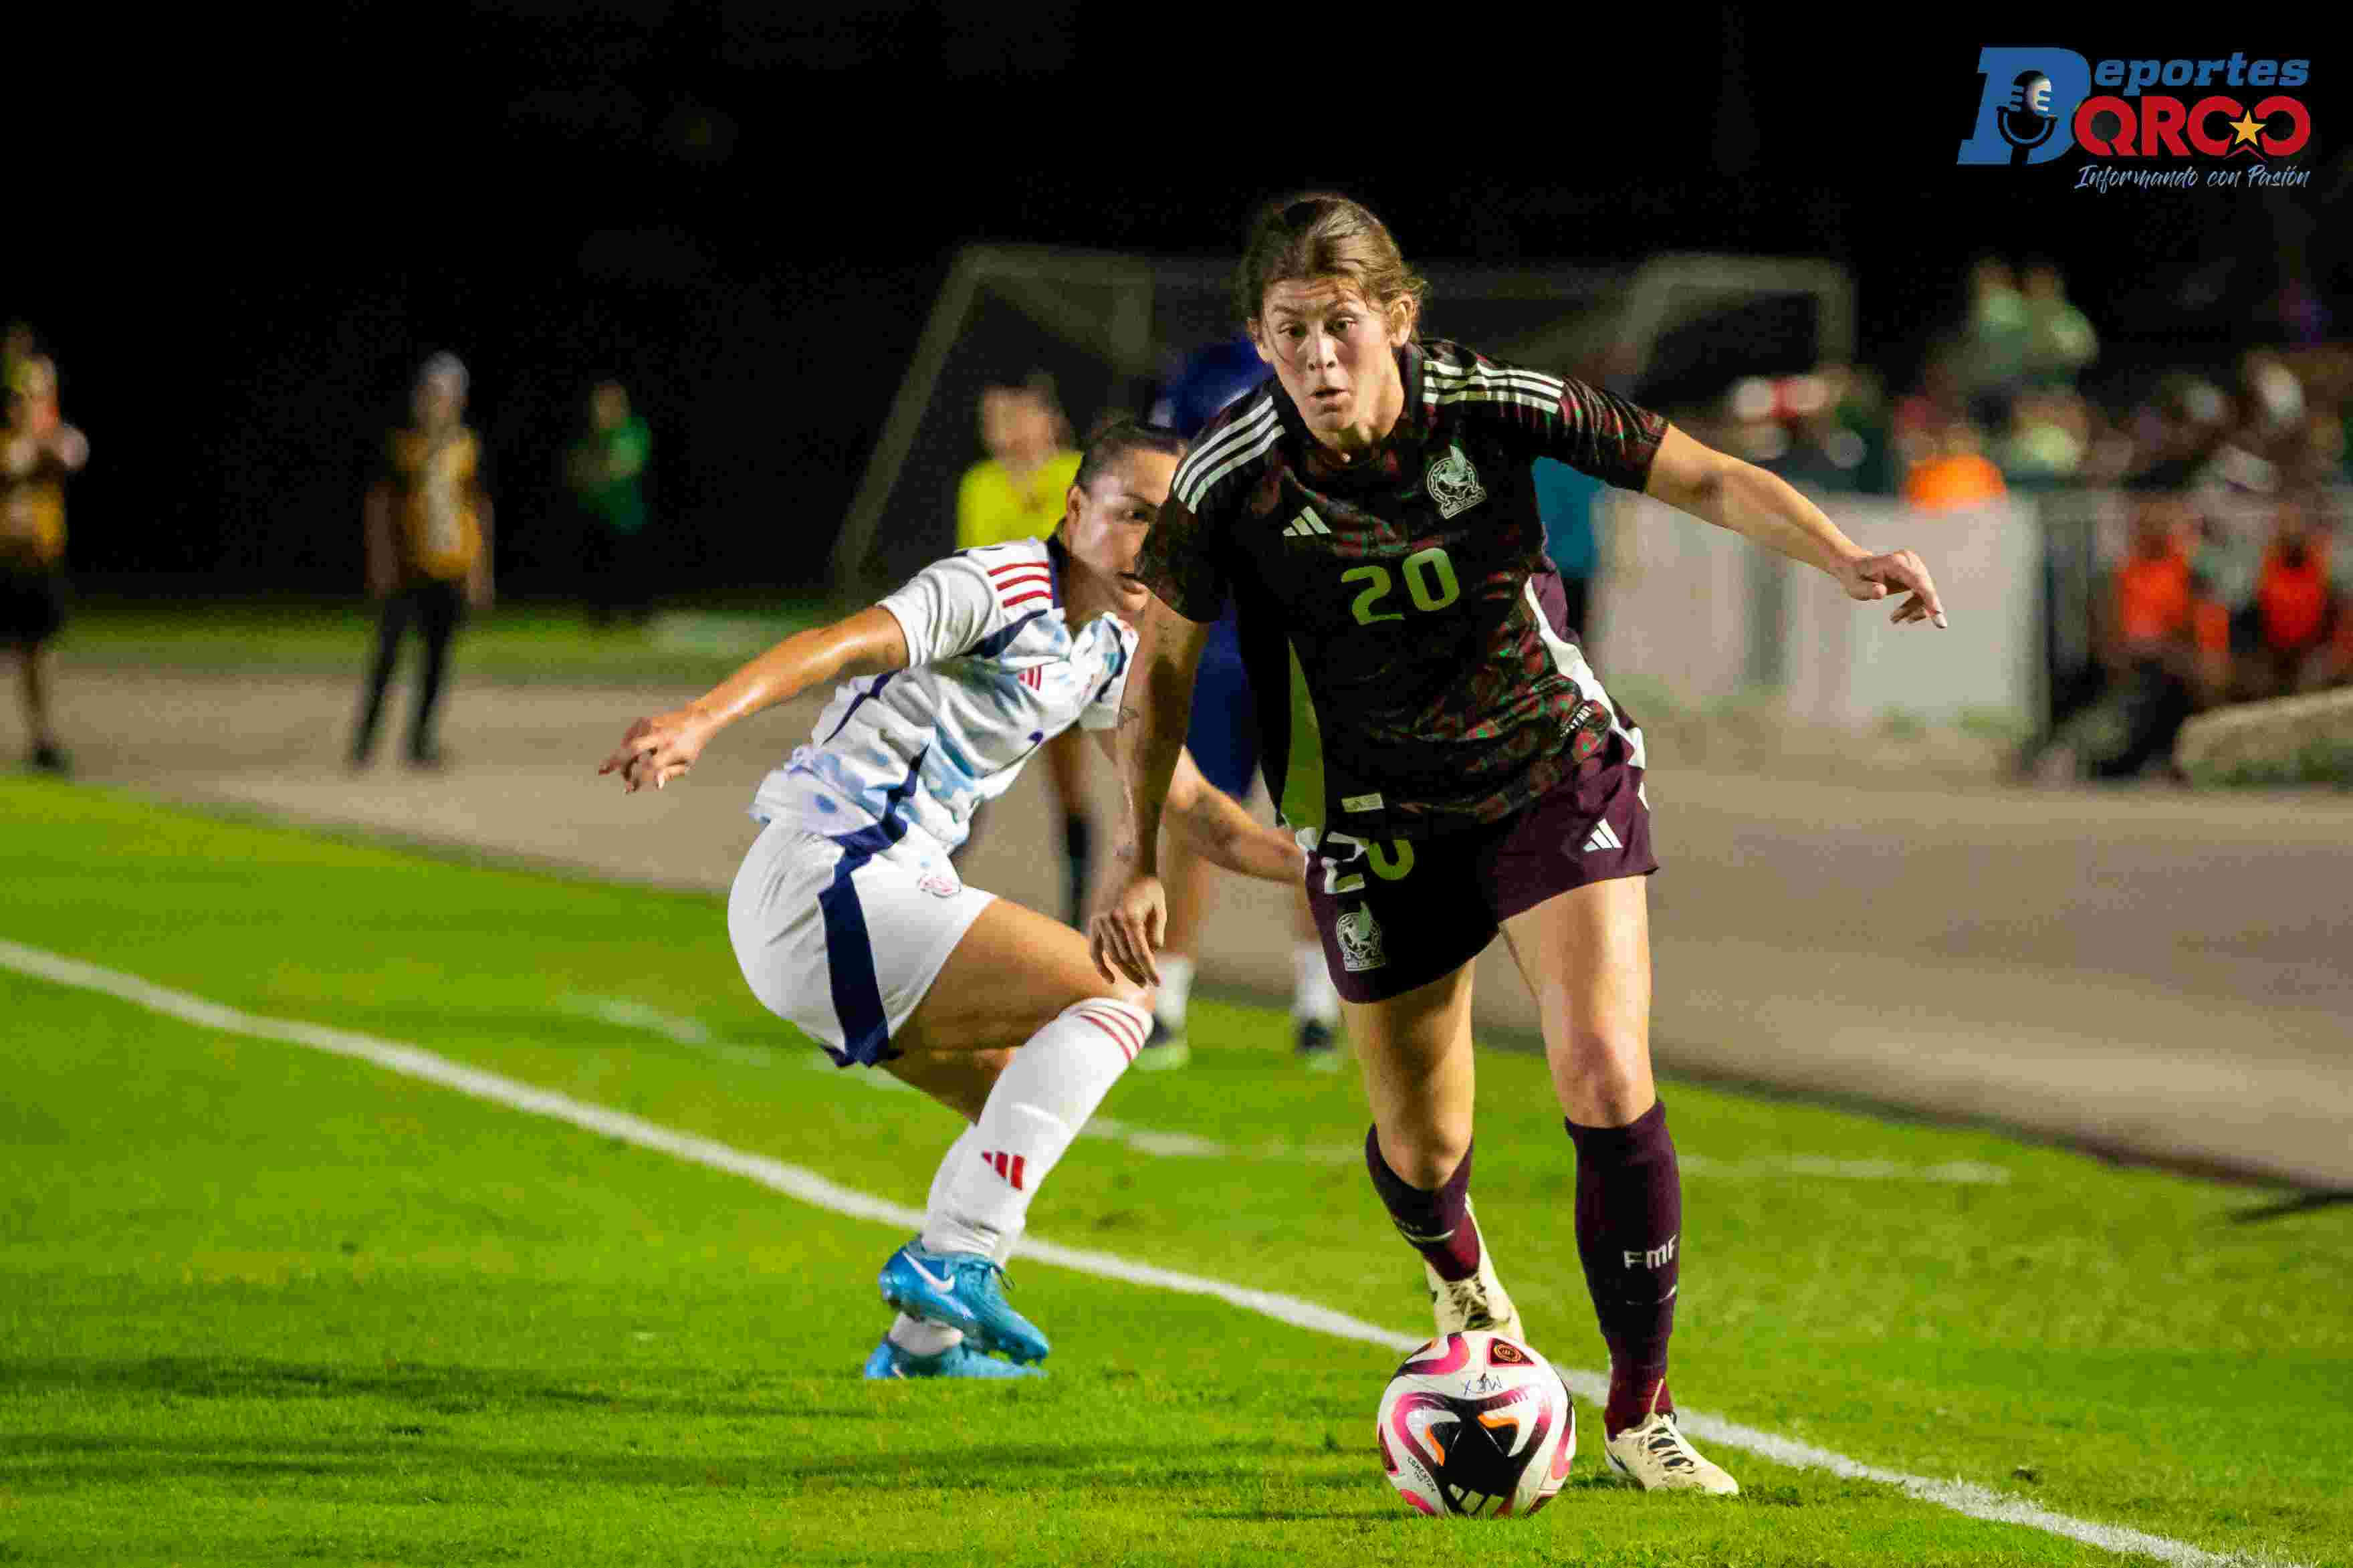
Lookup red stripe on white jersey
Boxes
[1001,590,1051,609]
[986,560,1046,576]
[991,570,1052,591]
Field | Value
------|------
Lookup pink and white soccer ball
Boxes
[1376,1330,1575,1517]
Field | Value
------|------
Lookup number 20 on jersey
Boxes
[1344,546,1460,625]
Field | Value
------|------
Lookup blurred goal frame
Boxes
[827,245,1854,606]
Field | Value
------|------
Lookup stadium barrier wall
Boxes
[1592,493,2041,729]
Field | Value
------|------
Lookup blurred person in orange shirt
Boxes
[351,353,493,770]
[0,355,87,773]
[1902,422,2007,512]
[2094,497,2227,780]
[954,374,1095,925]
[2249,497,2342,696]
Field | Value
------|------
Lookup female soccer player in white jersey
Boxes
[601,419,1303,1379]
[1094,196,1947,1490]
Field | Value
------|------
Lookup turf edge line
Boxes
[0,936,2290,1568]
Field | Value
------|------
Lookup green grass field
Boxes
[57,596,824,687]
[2,778,2344,1565]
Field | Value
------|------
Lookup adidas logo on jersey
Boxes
[1281,506,1333,538]
[1583,820,1624,854]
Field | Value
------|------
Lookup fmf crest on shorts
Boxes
[1335,904,1388,972]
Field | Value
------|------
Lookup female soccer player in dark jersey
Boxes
[1093,195,1946,1494]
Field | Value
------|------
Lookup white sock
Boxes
[1292,941,1339,1024]
[906,1125,979,1349]
[922,997,1149,1258]
[1153,956,1196,1031]
[887,1314,962,1356]
[927,1125,980,1220]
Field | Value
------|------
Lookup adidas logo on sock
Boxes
[1583,820,1623,853]
[1281,506,1333,539]
[982,1149,1028,1191]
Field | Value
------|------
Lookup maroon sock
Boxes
[1363,1127,1482,1282]
[1564,1101,1681,1435]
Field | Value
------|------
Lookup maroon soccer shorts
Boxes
[1303,756,1657,1004]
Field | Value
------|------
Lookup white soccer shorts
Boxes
[727,818,996,1066]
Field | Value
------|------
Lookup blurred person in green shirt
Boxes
[2019,264,2096,390]
[954,374,1095,924]
[570,380,655,627]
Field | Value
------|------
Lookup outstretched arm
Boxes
[598,606,909,792]
[1644,425,1947,628]
[1089,732,1304,885]
[1165,749,1305,881]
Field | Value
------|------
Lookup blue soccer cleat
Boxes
[861,1334,1045,1380]
[877,1240,1051,1365]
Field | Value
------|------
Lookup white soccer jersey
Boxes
[751,538,1133,851]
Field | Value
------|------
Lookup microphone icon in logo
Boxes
[1995,70,2057,165]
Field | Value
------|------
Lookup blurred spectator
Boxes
[2019,263,2098,389]
[953,373,1093,925]
[1953,257,2029,415]
[1902,423,2007,512]
[2248,497,2342,696]
[2128,375,2233,490]
[2191,510,2263,664]
[351,353,493,771]
[1997,390,2089,489]
[1533,457,1605,635]
[2094,497,2228,779]
[1826,364,1897,492]
[0,355,87,773]
[2,322,40,400]
[957,373,1078,550]
[568,380,655,627]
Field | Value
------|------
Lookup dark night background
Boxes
[8,7,2340,597]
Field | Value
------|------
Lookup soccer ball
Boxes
[1376,1330,1575,1517]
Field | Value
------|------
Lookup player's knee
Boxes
[1376,1117,1472,1190]
[1552,1028,1652,1125]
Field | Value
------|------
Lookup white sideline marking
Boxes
[554,994,780,1071]
[576,996,2011,1183]
[0,937,2285,1568]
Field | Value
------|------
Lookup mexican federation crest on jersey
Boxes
[1335,903,1388,972]
[1425,443,1487,518]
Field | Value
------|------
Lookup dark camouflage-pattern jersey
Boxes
[1135,339,1666,838]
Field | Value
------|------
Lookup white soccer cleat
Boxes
[1424,1204,1524,1343]
[1603,1409,1740,1495]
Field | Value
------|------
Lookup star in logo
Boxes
[2227,109,2267,150]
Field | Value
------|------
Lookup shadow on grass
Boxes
[0,1355,889,1421]
[1,1355,1385,1498]
[1,1431,1375,1499]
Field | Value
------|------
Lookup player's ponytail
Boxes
[1235,192,1428,342]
